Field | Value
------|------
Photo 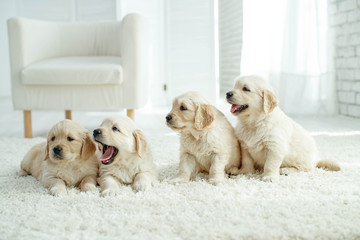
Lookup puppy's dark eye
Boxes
[67,136,74,141]
[180,105,187,111]
[242,87,250,92]
[51,136,55,141]
[112,126,119,132]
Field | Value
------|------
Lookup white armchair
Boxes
[7,14,148,138]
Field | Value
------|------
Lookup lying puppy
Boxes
[226,75,340,182]
[166,91,241,184]
[19,119,99,196]
[93,116,157,195]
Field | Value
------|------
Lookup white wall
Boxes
[77,0,117,21]
[218,0,243,95]
[19,0,75,21]
[18,0,117,21]
[329,0,360,118]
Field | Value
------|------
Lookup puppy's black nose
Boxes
[166,115,172,122]
[53,146,62,154]
[93,129,102,137]
[226,92,233,99]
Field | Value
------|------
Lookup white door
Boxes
[164,0,217,105]
[118,0,166,108]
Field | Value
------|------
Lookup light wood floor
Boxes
[1,96,359,138]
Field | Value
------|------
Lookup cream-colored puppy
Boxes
[226,75,340,182]
[93,116,157,196]
[19,119,99,196]
[166,91,241,184]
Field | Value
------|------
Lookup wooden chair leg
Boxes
[127,109,134,120]
[24,110,32,138]
[65,110,72,120]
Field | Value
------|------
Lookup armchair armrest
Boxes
[7,18,61,69]
[7,18,61,108]
[120,13,149,108]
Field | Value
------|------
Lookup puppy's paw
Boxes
[227,167,240,175]
[237,167,255,174]
[82,183,98,193]
[262,174,279,182]
[209,177,225,185]
[168,177,189,184]
[280,167,298,176]
[17,169,28,177]
[133,181,151,192]
[101,188,120,197]
[49,186,67,196]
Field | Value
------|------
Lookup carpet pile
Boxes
[0,119,359,239]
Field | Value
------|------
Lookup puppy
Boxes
[226,75,340,182]
[166,91,241,184]
[19,119,99,196]
[93,116,157,196]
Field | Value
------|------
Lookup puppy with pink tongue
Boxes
[93,116,157,196]
[99,145,118,165]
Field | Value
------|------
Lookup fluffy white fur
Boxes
[226,75,340,182]
[19,119,99,196]
[94,116,157,196]
[166,91,241,184]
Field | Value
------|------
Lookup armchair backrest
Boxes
[7,18,122,69]
[58,21,122,57]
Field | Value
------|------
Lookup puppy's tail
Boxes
[316,159,340,171]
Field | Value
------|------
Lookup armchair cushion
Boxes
[21,56,123,86]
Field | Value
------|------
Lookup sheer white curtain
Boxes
[240,0,336,115]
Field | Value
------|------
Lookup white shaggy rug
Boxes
[1,114,360,240]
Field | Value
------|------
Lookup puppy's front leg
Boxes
[169,152,196,184]
[79,175,98,192]
[133,172,154,191]
[45,177,67,196]
[237,146,255,174]
[99,175,120,197]
[209,155,226,185]
[262,150,283,182]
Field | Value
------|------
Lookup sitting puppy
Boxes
[93,116,157,196]
[226,75,340,182]
[166,91,241,184]
[19,119,99,196]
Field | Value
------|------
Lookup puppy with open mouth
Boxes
[166,91,241,185]
[226,75,340,182]
[19,119,99,196]
[93,116,157,196]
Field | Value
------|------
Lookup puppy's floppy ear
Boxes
[133,129,147,158]
[44,139,50,161]
[81,132,97,160]
[263,90,278,114]
[194,104,215,130]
